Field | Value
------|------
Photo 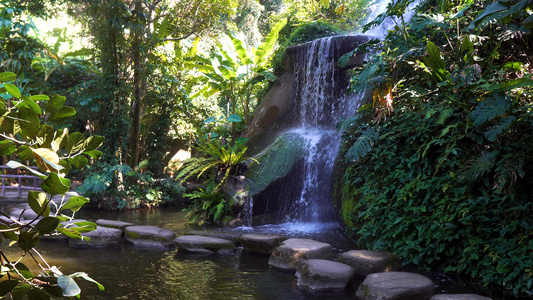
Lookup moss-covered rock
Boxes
[246,131,308,197]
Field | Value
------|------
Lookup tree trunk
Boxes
[127,0,144,168]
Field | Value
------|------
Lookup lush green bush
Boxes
[337,0,533,296]
[77,162,186,210]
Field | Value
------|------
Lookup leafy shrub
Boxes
[338,0,533,296]
[78,162,186,210]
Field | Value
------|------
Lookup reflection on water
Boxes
[0,207,505,299]
[1,207,356,300]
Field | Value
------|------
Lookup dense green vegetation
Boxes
[2,0,532,297]
[0,71,104,298]
[337,0,532,296]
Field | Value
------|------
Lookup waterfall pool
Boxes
[0,205,508,299]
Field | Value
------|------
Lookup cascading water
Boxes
[280,37,363,223]
[244,0,421,230]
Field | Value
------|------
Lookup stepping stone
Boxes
[268,238,333,272]
[10,209,41,221]
[338,250,401,276]
[356,272,435,300]
[296,259,355,292]
[96,219,134,231]
[240,234,286,255]
[124,225,176,249]
[175,235,236,254]
[186,230,242,243]
[430,294,492,300]
[69,226,122,248]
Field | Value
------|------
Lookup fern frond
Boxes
[470,93,511,126]
[460,151,498,181]
[345,127,379,162]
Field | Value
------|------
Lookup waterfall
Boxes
[281,37,363,223]
[245,1,421,227]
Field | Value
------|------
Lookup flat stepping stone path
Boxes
[240,233,286,255]
[125,225,176,249]
[296,259,355,292]
[69,226,122,248]
[356,272,435,300]
[430,294,492,300]
[175,235,235,254]
[268,238,333,271]
[186,230,242,243]
[96,219,134,231]
[338,250,401,276]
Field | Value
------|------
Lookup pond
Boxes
[0,206,509,299]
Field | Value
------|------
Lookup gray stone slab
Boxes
[268,238,333,272]
[296,259,356,292]
[240,233,286,255]
[186,230,242,243]
[430,294,492,300]
[356,271,435,300]
[175,235,235,254]
[125,225,176,249]
[338,250,401,276]
[96,219,134,231]
[69,226,122,248]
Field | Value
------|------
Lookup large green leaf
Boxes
[253,18,287,68]
[59,196,90,212]
[0,140,16,156]
[4,83,21,98]
[48,106,76,122]
[18,231,40,251]
[56,227,82,239]
[28,191,50,217]
[68,155,88,169]
[27,289,51,300]
[66,132,85,155]
[45,95,66,112]
[51,128,69,152]
[83,135,105,151]
[345,127,379,162]
[69,272,105,291]
[11,284,30,300]
[230,34,252,66]
[470,94,511,126]
[41,173,71,196]
[32,147,63,173]
[6,161,46,179]
[33,217,59,235]
[57,275,81,297]
[21,96,42,115]
[36,125,55,148]
[0,72,16,82]
[0,280,18,296]
[18,107,40,138]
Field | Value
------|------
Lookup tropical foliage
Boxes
[337,0,533,295]
[0,71,104,298]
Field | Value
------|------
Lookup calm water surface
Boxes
[0,206,508,299]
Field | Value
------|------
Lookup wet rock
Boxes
[10,208,40,221]
[175,235,235,254]
[240,233,286,255]
[186,230,242,243]
[69,226,122,248]
[430,294,492,300]
[338,250,401,276]
[268,238,333,272]
[124,225,176,249]
[296,259,355,291]
[96,219,134,231]
[356,271,435,300]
